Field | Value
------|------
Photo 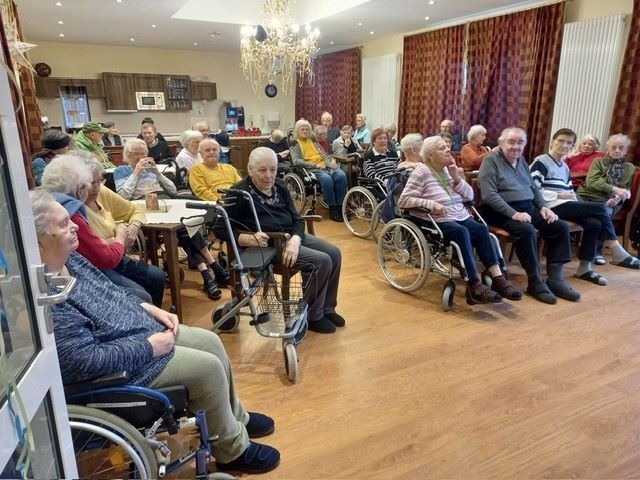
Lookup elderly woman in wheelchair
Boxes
[289,118,348,221]
[30,188,280,476]
[396,136,522,305]
[213,147,345,334]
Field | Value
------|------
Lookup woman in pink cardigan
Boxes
[397,136,522,305]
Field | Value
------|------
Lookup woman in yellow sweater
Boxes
[189,139,242,201]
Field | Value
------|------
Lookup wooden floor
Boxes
[175,214,640,479]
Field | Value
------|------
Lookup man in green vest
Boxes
[75,122,115,169]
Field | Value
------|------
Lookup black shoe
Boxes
[329,205,343,222]
[216,441,280,474]
[210,261,231,288]
[308,317,336,333]
[203,277,222,300]
[325,312,345,327]
[245,412,275,438]
[465,281,502,305]
[491,275,523,301]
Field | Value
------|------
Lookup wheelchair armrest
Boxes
[302,215,321,235]
[64,371,129,396]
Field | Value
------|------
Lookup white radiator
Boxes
[550,14,627,147]
[361,54,401,131]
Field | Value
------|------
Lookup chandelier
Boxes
[240,0,320,97]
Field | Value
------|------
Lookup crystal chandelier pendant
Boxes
[240,0,320,96]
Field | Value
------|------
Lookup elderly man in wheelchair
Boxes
[394,136,523,306]
[30,188,280,477]
[288,118,348,221]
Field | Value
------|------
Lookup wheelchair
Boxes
[65,372,236,480]
[282,165,327,214]
[184,190,310,383]
[342,177,387,238]
[377,206,507,311]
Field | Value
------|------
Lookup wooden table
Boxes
[134,199,211,320]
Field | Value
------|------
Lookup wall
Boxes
[29,42,296,136]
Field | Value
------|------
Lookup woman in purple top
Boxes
[398,136,522,305]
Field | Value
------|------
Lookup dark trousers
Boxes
[437,218,499,280]
[104,255,166,307]
[552,201,617,262]
[480,200,571,277]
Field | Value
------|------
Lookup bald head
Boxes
[199,138,220,167]
[193,121,211,138]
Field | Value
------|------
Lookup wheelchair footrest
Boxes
[232,246,276,272]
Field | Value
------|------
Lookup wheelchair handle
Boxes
[185,201,215,210]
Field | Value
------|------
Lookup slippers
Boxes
[574,270,608,286]
[594,255,607,265]
[612,255,640,269]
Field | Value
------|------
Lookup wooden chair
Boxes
[612,168,640,251]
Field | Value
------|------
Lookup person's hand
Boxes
[557,192,575,199]
[145,158,159,175]
[148,330,175,357]
[611,186,630,199]
[540,207,558,223]
[238,231,270,247]
[154,309,179,336]
[431,202,446,215]
[329,159,337,170]
[133,157,152,175]
[445,161,462,182]
[114,223,128,244]
[282,235,301,268]
[511,211,532,223]
[606,196,621,207]
[280,149,290,158]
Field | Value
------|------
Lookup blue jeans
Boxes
[314,168,347,206]
[103,256,166,306]
[437,218,499,280]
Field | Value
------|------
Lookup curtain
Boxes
[0,1,42,187]
[295,47,361,127]
[610,0,640,164]
[361,54,400,131]
[398,25,466,138]
[464,2,565,157]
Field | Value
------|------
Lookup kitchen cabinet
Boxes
[134,73,164,92]
[190,81,217,101]
[35,77,104,98]
[163,75,191,111]
[102,72,136,111]
[229,136,269,175]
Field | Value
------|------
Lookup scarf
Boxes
[604,155,626,186]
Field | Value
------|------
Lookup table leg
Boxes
[146,231,159,265]
[164,230,182,320]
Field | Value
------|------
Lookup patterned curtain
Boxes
[398,25,466,138]
[610,0,640,164]
[464,2,565,157]
[295,47,361,127]
[0,1,42,187]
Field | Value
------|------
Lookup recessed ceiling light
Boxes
[57,20,63,24]
[58,33,64,37]
[130,37,135,42]
[424,16,430,20]
[152,24,157,28]
[116,0,122,3]
[428,0,435,4]
[370,30,374,35]
[193,42,198,46]
[330,41,334,44]
[55,1,62,6]
[210,31,221,37]
[358,22,363,26]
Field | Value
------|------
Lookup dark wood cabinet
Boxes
[190,81,217,101]
[134,73,164,92]
[35,77,104,98]
[102,72,137,111]
[163,75,191,111]
[229,136,269,174]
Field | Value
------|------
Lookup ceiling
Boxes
[17,0,545,53]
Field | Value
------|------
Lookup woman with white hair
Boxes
[565,134,604,188]
[175,129,204,171]
[213,147,345,334]
[397,133,424,169]
[354,113,371,150]
[460,124,491,171]
[397,136,522,304]
[289,119,348,221]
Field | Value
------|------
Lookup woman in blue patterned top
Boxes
[29,188,280,474]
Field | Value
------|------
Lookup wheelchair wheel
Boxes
[67,404,158,480]
[442,280,456,311]
[342,187,378,238]
[378,219,430,292]
[212,304,240,333]
[283,173,306,213]
[283,342,299,383]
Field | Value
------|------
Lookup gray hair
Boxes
[294,119,312,138]
[248,147,277,171]
[498,127,527,145]
[606,133,630,147]
[71,149,105,176]
[355,113,366,122]
[467,124,487,142]
[30,188,58,236]
[341,125,353,133]
[314,125,328,136]
[384,123,397,135]
[198,138,219,153]
[41,153,92,197]
[270,129,285,142]
[420,136,447,162]
[180,129,203,147]
[124,139,148,160]
[400,133,424,153]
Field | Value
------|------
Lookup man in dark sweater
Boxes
[477,127,580,304]
[141,122,172,163]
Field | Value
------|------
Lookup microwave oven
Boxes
[135,92,166,110]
